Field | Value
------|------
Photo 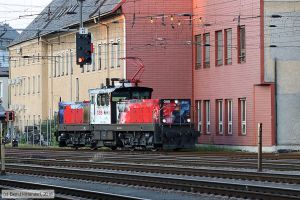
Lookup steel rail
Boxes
[4,160,300,184]
[6,148,300,159]
[4,164,300,200]
[0,179,147,200]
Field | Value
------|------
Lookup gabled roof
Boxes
[0,24,19,41]
[10,0,122,46]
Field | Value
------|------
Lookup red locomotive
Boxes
[56,78,198,150]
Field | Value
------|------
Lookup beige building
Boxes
[9,0,126,129]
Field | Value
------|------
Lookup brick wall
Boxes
[193,0,274,146]
[122,0,193,99]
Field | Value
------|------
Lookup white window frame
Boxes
[23,78,26,95]
[195,34,202,68]
[225,29,232,65]
[70,50,74,75]
[0,81,3,98]
[98,43,102,70]
[116,39,121,68]
[28,77,30,94]
[57,54,60,77]
[205,100,210,134]
[104,43,108,69]
[227,100,233,135]
[61,53,65,76]
[204,33,210,67]
[32,76,35,94]
[110,40,115,68]
[218,100,223,134]
[197,100,202,133]
[240,99,247,135]
[92,50,96,71]
[216,31,223,66]
[37,75,40,93]
[66,51,69,75]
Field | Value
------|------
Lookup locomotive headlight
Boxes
[162,119,167,123]
[175,100,179,104]
[187,118,191,123]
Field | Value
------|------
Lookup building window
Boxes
[32,54,35,63]
[239,98,247,135]
[215,31,223,66]
[37,75,40,93]
[116,40,121,68]
[98,44,102,70]
[226,99,233,135]
[0,81,2,98]
[104,43,108,69]
[61,54,65,76]
[204,33,210,68]
[19,81,22,95]
[205,100,210,134]
[23,78,26,95]
[28,77,30,94]
[110,41,115,68]
[37,53,40,62]
[238,25,246,63]
[196,100,202,134]
[57,55,60,77]
[92,52,96,71]
[217,100,223,134]
[70,51,73,75]
[195,34,202,69]
[225,29,232,65]
[66,52,69,75]
[32,76,35,94]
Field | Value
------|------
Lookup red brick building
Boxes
[193,0,276,150]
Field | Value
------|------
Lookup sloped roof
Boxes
[10,0,122,46]
[0,24,19,41]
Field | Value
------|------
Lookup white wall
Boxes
[264,0,300,145]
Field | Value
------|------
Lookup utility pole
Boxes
[0,122,5,175]
[79,0,85,29]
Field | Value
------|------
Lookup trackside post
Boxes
[257,123,263,172]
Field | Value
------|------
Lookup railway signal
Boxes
[5,111,14,122]
[76,32,92,66]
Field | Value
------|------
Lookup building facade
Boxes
[193,0,300,151]
[0,67,9,110]
[0,23,19,110]
[9,0,193,131]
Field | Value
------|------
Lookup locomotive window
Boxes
[132,90,151,99]
[105,94,109,106]
[112,91,130,102]
[132,91,139,99]
[140,91,150,99]
[91,95,95,104]
[100,94,106,106]
[97,94,101,106]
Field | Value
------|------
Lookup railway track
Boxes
[4,160,300,184]
[0,179,144,200]
[3,163,300,200]
[6,147,300,160]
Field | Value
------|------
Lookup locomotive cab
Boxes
[89,80,153,125]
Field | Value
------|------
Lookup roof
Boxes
[10,0,122,46]
[0,67,9,77]
[0,23,19,49]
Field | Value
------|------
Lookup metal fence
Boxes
[8,119,57,146]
